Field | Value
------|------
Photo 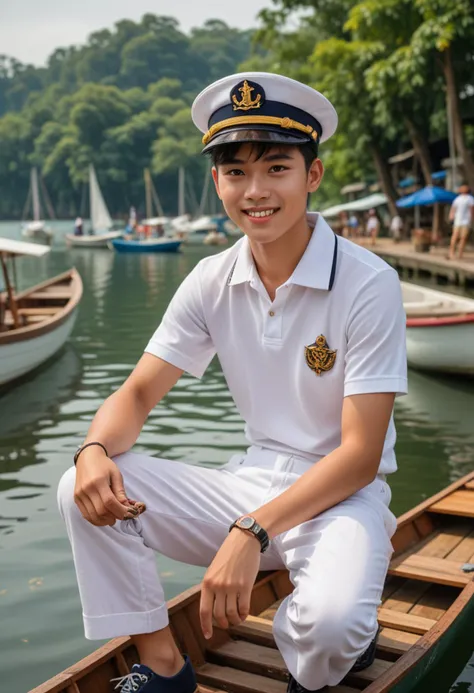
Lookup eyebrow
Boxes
[221,152,295,165]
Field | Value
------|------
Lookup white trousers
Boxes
[57,447,397,690]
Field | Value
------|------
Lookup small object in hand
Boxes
[462,563,474,573]
[124,499,146,516]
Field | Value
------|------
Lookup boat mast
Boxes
[31,168,41,222]
[144,169,153,219]
[178,167,185,216]
[198,166,211,217]
[0,253,20,328]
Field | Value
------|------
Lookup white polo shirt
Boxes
[145,213,407,475]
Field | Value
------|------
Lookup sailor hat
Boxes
[192,72,338,153]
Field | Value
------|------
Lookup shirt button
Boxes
[268,310,275,317]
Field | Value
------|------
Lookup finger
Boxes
[87,490,118,525]
[109,468,129,505]
[225,592,242,627]
[213,591,229,630]
[237,588,251,622]
[74,495,90,522]
[99,486,135,521]
[79,494,108,526]
[200,586,214,640]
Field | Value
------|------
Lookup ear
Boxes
[211,166,222,200]
[307,158,324,194]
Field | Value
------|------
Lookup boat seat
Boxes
[18,307,59,315]
[389,553,470,588]
[429,489,474,518]
[28,291,71,300]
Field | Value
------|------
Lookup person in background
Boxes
[348,213,360,238]
[366,209,380,246]
[74,216,83,236]
[448,184,474,260]
[390,214,403,243]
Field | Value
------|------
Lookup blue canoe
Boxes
[111,238,182,253]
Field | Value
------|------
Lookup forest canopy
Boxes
[0,15,256,219]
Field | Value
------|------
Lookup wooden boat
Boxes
[401,282,474,375]
[0,237,83,386]
[111,238,182,254]
[31,471,474,693]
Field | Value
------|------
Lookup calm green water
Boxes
[0,220,473,693]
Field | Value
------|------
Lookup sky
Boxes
[0,0,274,66]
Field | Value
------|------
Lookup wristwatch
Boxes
[229,515,270,553]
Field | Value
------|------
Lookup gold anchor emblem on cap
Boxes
[232,80,262,111]
[305,335,337,375]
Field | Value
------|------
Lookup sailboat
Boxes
[21,168,54,243]
[65,165,123,248]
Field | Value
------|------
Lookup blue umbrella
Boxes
[396,186,456,208]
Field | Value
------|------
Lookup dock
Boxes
[353,239,474,288]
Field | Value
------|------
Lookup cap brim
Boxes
[201,127,310,154]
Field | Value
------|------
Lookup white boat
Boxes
[66,165,122,248]
[0,238,83,387]
[402,282,474,375]
[21,168,54,243]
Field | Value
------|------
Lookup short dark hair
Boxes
[208,140,319,173]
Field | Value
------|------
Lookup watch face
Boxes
[239,516,255,530]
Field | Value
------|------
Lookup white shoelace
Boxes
[110,672,149,692]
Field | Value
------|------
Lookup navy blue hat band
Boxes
[204,100,322,147]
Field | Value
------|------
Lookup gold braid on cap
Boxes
[202,115,318,145]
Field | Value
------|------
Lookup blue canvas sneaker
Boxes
[110,655,198,693]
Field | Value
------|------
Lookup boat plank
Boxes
[416,523,473,558]
[28,291,71,301]
[344,659,392,686]
[250,582,278,616]
[229,616,276,649]
[377,607,435,634]
[197,663,288,693]
[389,554,470,587]
[429,490,474,518]
[382,579,429,613]
[445,530,474,562]
[378,628,420,655]
[408,584,457,621]
[465,481,474,490]
[18,307,59,315]
[206,640,286,680]
[259,599,284,621]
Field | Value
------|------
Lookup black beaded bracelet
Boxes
[74,442,108,466]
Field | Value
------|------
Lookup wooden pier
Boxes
[354,239,474,288]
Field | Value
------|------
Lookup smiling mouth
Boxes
[243,208,279,218]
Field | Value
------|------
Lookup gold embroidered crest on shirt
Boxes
[305,335,337,375]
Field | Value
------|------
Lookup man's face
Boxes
[212,143,323,244]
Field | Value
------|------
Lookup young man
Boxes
[449,184,474,260]
[58,72,407,693]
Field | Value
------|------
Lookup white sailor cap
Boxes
[192,72,338,154]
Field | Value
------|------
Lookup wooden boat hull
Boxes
[111,238,182,253]
[66,232,122,248]
[0,269,83,387]
[30,471,474,693]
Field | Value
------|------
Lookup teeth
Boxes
[247,209,276,217]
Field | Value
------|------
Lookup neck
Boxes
[248,213,313,300]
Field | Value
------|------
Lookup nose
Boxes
[244,173,270,202]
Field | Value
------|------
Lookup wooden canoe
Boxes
[0,269,83,386]
[30,471,474,693]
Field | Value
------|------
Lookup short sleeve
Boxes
[144,262,215,378]
[344,269,407,397]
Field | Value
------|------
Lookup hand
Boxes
[200,528,261,640]
[74,447,138,526]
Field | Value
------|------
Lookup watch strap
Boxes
[229,516,270,553]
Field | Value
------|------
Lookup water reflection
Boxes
[0,221,473,692]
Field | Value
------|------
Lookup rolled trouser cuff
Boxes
[83,602,169,640]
